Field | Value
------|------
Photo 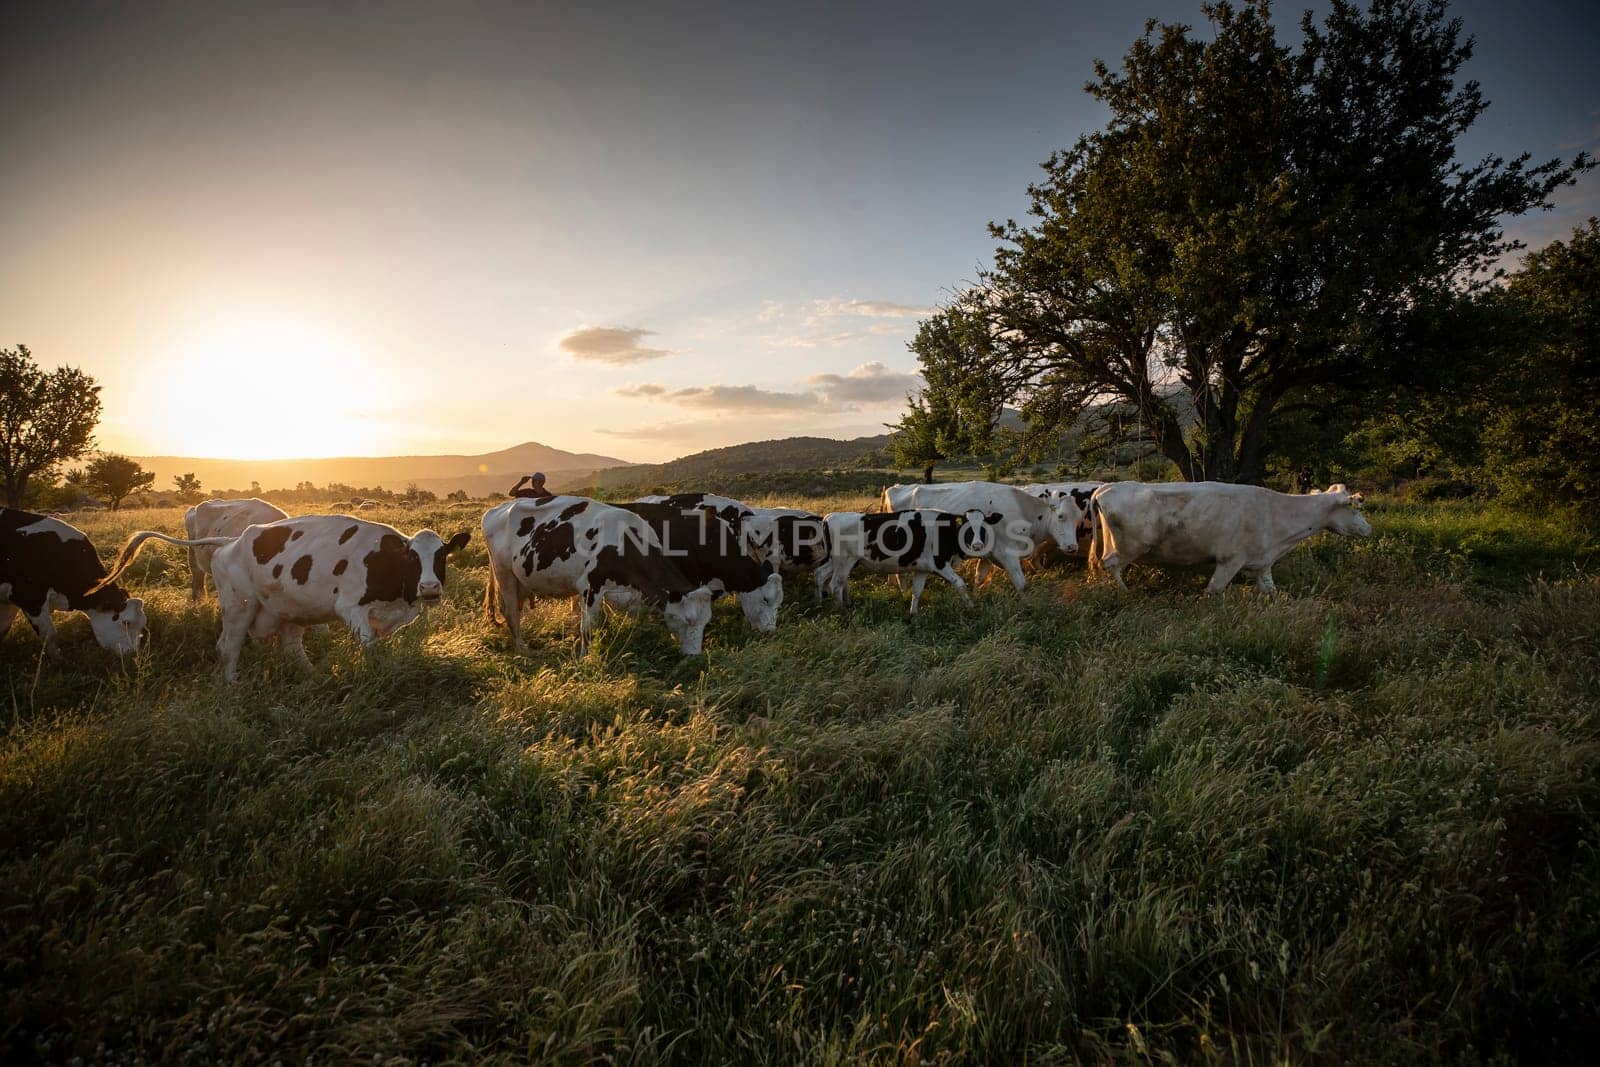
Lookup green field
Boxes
[3,496,1598,1063]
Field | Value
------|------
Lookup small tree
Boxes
[85,454,155,511]
[447,489,470,502]
[0,344,103,506]
[173,473,204,504]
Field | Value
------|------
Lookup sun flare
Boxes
[141,316,387,460]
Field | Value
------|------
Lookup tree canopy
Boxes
[916,0,1589,484]
[0,345,102,506]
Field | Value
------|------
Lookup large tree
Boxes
[0,345,102,506]
[924,0,1588,483]
[84,454,155,511]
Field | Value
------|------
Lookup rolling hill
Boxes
[576,434,893,495]
[132,441,631,499]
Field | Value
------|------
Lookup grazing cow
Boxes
[93,516,470,681]
[183,498,289,601]
[0,508,147,656]
[1090,481,1372,593]
[822,508,998,614]
[618,501,783,631]
[880,481,1083,590]
[634,494,828,573]
[483,496,715,657]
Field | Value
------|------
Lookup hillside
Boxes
[132,442,632,498]
[578,434,892,495]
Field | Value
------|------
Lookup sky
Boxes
[2,0,1596,464]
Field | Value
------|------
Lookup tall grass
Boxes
[2,498,1596,1063]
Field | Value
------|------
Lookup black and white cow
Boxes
[93,516,470,681]
[183,497,289,601]
[482,496,715,657]
[634,493,829,574]
[880,481,1082,590]
[821,508,998,614]
[0,508,147,656]
[1090,481,1372,593]
[618,501,783,631]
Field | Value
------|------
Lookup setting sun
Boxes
[137,316,388,459]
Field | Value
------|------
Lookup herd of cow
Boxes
[0,479,1371,679]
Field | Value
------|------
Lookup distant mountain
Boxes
[577,434,893,494]
[132,441,631,498]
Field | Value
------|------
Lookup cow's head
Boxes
[737,562,784,633]
[958,509,1001,555]
[663,587,715,654]
[1045,497,1082,553]
[410,529,472,601]
[1322,487,1371,538]
[88,597,146,656]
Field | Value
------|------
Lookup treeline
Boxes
[892,0,1596,511]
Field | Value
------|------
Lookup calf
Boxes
[822,508,997,614]
[0,508,147,656]
[482,496,715,657]
[1091,481,1372,593]
[618,501,783,631]
[183,498,289,601]
[94,516,470,680]
[881,481,1083,590]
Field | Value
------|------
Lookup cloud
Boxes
[558,326,672,365]
[814,298,933,319]
[806,361,923,405]
[764,331,856,349]
[615,382,668,397]
[666,384,823,413]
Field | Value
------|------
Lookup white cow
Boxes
[1090,481,1372,593]
[93,516,471,680]
[483,496,716,657]
[183,498,289,601]
[880,481,1083,590]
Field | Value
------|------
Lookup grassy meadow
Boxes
[3,494,1598,1063]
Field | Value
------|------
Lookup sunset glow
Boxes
[136,317,389,460]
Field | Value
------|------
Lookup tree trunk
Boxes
[922,464,935,484]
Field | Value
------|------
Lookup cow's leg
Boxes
[1256,567,1278,596]
[1205,558,1246,595]
[24,608,60,657]
[188,547,207,603]
[483,566,501,625]
[216,600,256,683]
[812,560,830,599]
[338,605,377,647]
[939,564,973,606]
[501,579,529,654]
[908,573,927,615]
[1000,554,1028,593]
[278,624,312,670]
[829,559,856,608]
[578,592,603,658]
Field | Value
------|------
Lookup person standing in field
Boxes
[509,472,554,502]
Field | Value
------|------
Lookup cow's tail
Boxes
[88,531,235,594]
[1086,489,1107,574]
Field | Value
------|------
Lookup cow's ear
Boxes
[1349,492,1365,509]
[447,530,471,552]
